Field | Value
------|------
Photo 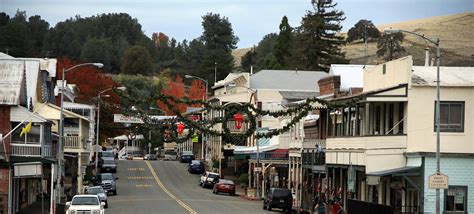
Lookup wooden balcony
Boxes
[10,143,53,158]
[64,136,89,153]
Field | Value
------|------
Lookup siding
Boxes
[423,157,474,213]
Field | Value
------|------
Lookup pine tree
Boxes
[297,0,347,71]
[273,16,293,68]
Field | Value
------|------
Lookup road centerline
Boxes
[145,161,197,214]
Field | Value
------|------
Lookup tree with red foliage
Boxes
[187,79,206,107]
[157,76,187,115]
[57,57,124,141]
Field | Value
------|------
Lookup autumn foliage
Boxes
[157,76,206,115]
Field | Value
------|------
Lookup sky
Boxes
[1,0,473,48]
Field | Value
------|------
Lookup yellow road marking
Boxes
[145,161,197,214]
[128,168,146,171]
[135,184,154,188]
[126,176,154,180]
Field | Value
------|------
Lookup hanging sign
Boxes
[429,172,448,189]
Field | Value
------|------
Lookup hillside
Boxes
[233,12,474,67]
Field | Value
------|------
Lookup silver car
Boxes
[85,186,108,208]
[163,150,177,161]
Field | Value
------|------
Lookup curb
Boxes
[237,194,261,201]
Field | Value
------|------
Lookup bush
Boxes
[239,173,249,185]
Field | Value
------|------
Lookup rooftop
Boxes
[412,66,474,87]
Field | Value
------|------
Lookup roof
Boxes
[35,103,90,121]
[250,70,328,91]
[0,60,24,105]
[212,72,249,89]
[63,101,95,110]
[10,105,51,123]
[279,91,319,100]
[329,64,370,91]
[412,66,474,87]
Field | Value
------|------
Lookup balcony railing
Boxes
[302,139,326,149]
[64,136,88,150]
[10,143,53,158]
[226,121,248,133]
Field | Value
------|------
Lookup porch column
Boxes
[248,161,252,188]
[385,178,391,205]
[355,104,360,136]
[77,153,83,194]
[289,157,292,189]
[361,180,366,201]
[364,103,370,135]
[378,180,383,204]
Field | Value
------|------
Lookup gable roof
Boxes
[250,70,328,92]
[412,66,474,87]
[0,60,25,105]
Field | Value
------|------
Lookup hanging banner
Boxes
[348,165,356,192]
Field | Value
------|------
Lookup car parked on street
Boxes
[66,195,105,214]
[84,186,108,208]
[179,151,195,163]
[95,173,118,195]
[200,171,220,188]
[144,154,157,160]
[188,160,205,174]
[213,179,236,196]
[263,188,292,212]
[163,150,177,161]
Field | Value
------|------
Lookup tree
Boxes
[273,16,293,68]
[80,38,114,71]
[187,79,206,106]
[157,76,187,115]
[376,32,406,61]
[296,0,347,71]
[241,49,256,72]
[121,45,154,75]
[346,19,381,43]
[200,13,239,82]
[26,15,50,56]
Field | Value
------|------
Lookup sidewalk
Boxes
[225,175,261,201]
[17,200,50,214]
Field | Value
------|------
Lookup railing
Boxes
[43,145,52,157]
[64,127,80,135]
[249,151,288,160]
[11,143,42,157]
[64,136,87,150]
[302,139,326,149]
[226,121,248,133]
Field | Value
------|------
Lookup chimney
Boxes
[250,66,253,75]
[317,75,340,96]
[424,48,430,66]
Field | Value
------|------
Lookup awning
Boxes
[366,166,420,176]
[233,145,278,154]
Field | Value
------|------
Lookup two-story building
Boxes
[323,56,473,213]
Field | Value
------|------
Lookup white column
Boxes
[378,180,383,204]
[77,154,83,194]
[386,178,391,205]
[361,181,366,201]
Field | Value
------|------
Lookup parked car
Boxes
[200,171,220,188]
[163,150,177,161]
[188,160,205,174]
[179,151,195,163]
[144,154,157,160]
[213,179,236,196]
[263,188,292,212]
[126,154,134,160]
[95,173,118,195]
[66,195,105,214]
[99,151,117,173]
[84,186,108,208]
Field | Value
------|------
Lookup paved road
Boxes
[107,159,281,214]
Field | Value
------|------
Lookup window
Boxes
[445,186,467,213]
[435,101,464,132]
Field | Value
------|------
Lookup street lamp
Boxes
[385,28,441,213]
[57,63,103,207]
[95,86,126,174]
[185,75,208,160]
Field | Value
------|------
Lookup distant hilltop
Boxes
[233,12,474,67]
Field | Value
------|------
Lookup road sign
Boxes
[429,172,448,189]
[254,167,262,172]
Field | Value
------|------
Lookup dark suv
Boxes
[263,188,292,212]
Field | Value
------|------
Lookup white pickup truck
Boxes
[200,171,220,188]
[66,195,105,214]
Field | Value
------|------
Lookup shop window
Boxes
[445,185,467,213]
[434,101,464,132]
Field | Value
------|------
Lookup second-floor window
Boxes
[435,101,464,132]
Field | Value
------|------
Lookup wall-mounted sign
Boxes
[14,162,42,177]
[113,114,143,124]
[429,172,448,189]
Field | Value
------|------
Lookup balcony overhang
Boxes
[366,166,420,176]
[328,84,408,104]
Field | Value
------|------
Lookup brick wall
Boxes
[0,106,10,212]
[317,76,340,96]
[423,157,474,213]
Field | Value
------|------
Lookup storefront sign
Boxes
[429,172,448,189]
[366,176,380,185]
[13,162,42,177]
[254,167,262,172]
